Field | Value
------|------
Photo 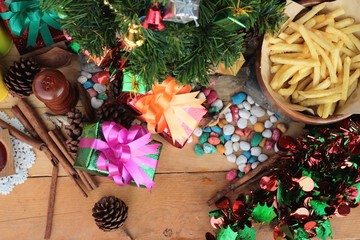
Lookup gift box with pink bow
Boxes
[74,121,162,190]
[117,76,208,148]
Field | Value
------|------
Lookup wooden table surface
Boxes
[1,45,360,240]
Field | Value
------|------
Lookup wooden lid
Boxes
[33,69,77,114]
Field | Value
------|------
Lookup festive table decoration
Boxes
[40,0,286,86]
[130,77,207,148]
[3,57,39,98]
[0,0,65,55]
[0,111,36,195]
[207,117,360,240]
[122,70,147,95]
[163,0,200,25]
[75,122,162,190]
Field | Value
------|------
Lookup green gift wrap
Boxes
[122,70,147,95]
[214,4,254,32]
[74,122,162,188]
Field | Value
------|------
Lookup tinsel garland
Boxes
[207,117,360,240]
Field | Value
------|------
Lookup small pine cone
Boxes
[107,73,123,101]
[92,196,128,232]
[96,103,134,128]
[64,108,84,158]
[4,58,40,98]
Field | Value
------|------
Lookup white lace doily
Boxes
[0,112,36,195]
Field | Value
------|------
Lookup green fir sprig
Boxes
[40,0,286,86]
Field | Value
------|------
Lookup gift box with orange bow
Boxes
[118,77,207,148]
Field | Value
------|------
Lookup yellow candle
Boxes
[0,22,13,58]
[0,67,8,102]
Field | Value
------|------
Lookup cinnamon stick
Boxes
[0,118,43,149]
[17,98,77,176]
[11,105,39,139]
[48,130,97,191]
[75,82,96,121]
[207,154,279,206]
[11,104,88,197]
[44,160,58,240]
[41,146,88,198]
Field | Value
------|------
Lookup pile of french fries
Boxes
[267,3,360,118]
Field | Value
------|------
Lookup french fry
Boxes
[350,69,360,85]
[340,46,357,57]
[269,56,318,66]
[316,31,339,42]
[267,4,360,118]
[317,104,325,117]
[269,43,304,52]
[350,62,360,70]
[308,29,335,52]
[298,86,342,98]
[278,83,298,97]
[320,57,327,79]
[342,23,360,34]
[271,65,303,90]
[296,3,326,24]
[342,57,351,100]
[286,32,302,44]
[322,103,336,118]
[327,8,345,19]
[326,26,357,52]
[289,67,313,84]
[331,41,344,70]
[314,44,338,83]
[334,18,355,29]
[311,78,331,91]
[347,33,360,52]
[312,14,326,24]
[299,93,342,106]
[351,54,360,63]
[314,17,335,30]
[271,65,282,74]
[298,25,318,60]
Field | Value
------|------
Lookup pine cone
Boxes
[107,72,123,101]
[92,196,128,232]
[96,103,134,128]
[4,58,40,98]
[64,108,84,158]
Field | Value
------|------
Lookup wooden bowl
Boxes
[255,49,351,125]
[255,0,354,125]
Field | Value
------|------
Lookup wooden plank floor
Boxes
[1,45,360,240]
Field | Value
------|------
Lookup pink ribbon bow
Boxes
[79,122,160,190]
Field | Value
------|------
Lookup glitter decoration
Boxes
[207,117,360,239]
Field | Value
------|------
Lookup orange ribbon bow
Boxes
[135,77,205,143]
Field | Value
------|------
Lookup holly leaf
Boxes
[294,228,309,240]
[209,209,224,219]
[352,182,360,204]
[216,226,237,240]
[236,225,256,240]
[310,200,329,216]
[252,203,277,224]
[316,220,332,240]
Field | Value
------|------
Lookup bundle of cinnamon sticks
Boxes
[0,98,97,239]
